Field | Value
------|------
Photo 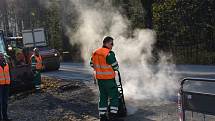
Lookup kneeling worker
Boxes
[90,36,123,121]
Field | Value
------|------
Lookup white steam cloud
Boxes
[68,0,179,114]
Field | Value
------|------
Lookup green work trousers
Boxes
[33,70,41,90]
[98,79,119,115]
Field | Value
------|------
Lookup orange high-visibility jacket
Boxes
[31,55,43,70]
[0,63,11,85]
[92,47,115,79]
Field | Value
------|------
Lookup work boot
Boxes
[100,115,108,121]
[109,113,124,121]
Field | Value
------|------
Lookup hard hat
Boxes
[33,48,39,52]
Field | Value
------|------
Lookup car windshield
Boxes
[0,33,6,53]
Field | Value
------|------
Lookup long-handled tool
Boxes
[116,70,127,117]
[93,70,97,85]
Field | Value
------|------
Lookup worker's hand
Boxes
[92,70,97,85]
[93,77,97,85]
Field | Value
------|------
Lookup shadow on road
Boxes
[125,109,156,121]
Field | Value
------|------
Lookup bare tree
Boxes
[0,0,9,35]
[140,0,153,29]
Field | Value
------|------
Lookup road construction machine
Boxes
[0,29,34,94]
[5,28,61,70]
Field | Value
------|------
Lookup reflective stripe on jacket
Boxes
[31,55,43,70]
[0,63,11,85]
[92,47,115,79]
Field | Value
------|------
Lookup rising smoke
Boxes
[67,0,179,114]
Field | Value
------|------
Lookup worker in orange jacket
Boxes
[0,53,12,121]
[30,48,43,92]
[90,36,123,121]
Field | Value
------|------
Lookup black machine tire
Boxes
[51,61,60,70]
[10,65,34,95]
[54,61,60,70]
[43,61,60,71]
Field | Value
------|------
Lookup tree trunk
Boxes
[0,0,9,35]
[141,0,153,29]
[122,0,131,18]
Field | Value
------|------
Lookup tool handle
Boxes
[93,70,97,85]
[116,70,127,112]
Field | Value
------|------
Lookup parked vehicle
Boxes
[5,28,61,70]
[21,28,61,70]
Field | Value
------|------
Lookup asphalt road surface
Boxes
[43,63,215,80]
[42,62,215,121]
[43,62,93,81]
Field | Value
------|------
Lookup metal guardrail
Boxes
[178,78,215,121]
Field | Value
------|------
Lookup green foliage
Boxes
[0,0,63,51]
[114,0,145,29]
[153,0,215,64]
[1,0,215,63]
[46,1,63,51]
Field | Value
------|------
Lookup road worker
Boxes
[0,53,12,121]
[30,48,43,92]
[14,47,25,65]
[90,36,123,121]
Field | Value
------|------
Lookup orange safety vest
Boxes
[0,63,11,85]
[31,55,43,70]
[92,47,115,79]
